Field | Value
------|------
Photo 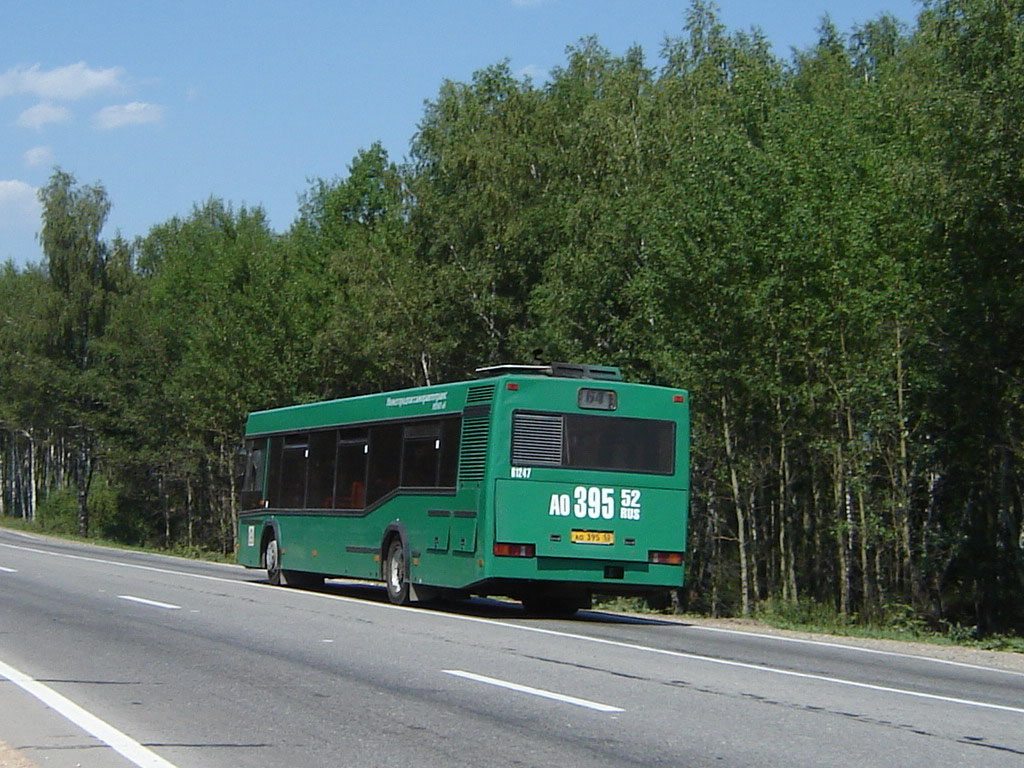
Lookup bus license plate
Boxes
[571,530,614,545]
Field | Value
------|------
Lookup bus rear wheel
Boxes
[385,538,410,606]
[521,589,589,618]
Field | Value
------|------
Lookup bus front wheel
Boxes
[385,538,410,605]
[265,536,282,586]
[265,534,324,589]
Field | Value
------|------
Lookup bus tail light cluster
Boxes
[494,542,536,558]
[649,550,684,565]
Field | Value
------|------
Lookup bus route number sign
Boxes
[548,486,642,520]
[578,388,617,411]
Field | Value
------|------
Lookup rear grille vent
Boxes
[466,384,495,404]
[512,413,564,466]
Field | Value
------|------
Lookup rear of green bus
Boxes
[475,370,689,611]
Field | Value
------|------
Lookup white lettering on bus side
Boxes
[385,391,449,409]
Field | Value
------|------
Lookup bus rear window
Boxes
[512,411,675,475]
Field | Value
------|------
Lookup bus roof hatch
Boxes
[474,362,623,381]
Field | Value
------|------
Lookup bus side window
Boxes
[439,417,460,488]
[335,427,368,510]
[240,439,265,510]
[401,422,440,488]
[278,434,309,508]
[267,436,283,507]
[367,424,402,505]
[306,431,337,509]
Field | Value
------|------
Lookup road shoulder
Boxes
[0,677,136,768]
[0,740,35,768]
[640,613,1024,674]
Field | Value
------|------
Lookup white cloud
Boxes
[93,101,163,130]
[24,145,55,167]
[517,64,546,81]
[16,101,71,129]
[0,62,125,101]
[0,180,41,230]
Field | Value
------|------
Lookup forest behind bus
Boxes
[2,1,1023,636]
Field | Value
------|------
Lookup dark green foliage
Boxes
[2,0,1023,633]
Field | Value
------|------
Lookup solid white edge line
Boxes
[0,566,16,573]
[444,669,623,712]
[4,537,1024,715]
[0,657,179,768]
[117,595,181,610]
[683,623,1022,677]
[1,528,241,569]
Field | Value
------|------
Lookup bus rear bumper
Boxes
[469,556,684,598]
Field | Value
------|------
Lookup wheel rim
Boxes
[266,539,279,577]
[388,543,404,596]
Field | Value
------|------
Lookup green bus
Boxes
[236,362,689,614]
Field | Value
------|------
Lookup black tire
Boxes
[645,590,672,611]
[384,538,410,605]
[265,535,282,586]
[522,587,589,618]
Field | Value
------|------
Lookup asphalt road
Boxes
[1,528,1022,768]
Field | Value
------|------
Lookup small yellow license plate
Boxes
[571,530,615,545]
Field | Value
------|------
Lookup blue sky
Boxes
[1,0,921,267]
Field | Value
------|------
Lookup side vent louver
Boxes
[458,384,495,483]
[512,413,564,466]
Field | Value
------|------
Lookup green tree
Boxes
[37,169,129,536]
[906,0,1024,632]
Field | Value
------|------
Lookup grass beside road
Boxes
[755,598,1024,654]
[0,516,234,563]
[595,594,1024,654]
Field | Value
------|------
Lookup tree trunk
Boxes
[76,439,93,537]
[709,492,722,617]
[0,432,6,519]
[186,476,194,548]
[892,319,921,608]
[159,473,171,546]
[835,444,851,616]
[778,437,797,603]
[25,429,37,522]
[228,442,238,554]
[722,393,751,617]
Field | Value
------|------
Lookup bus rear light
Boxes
[507,382,519,391]
[493,542,535,558]
[649,550,684,565]
[673,394,685,403]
